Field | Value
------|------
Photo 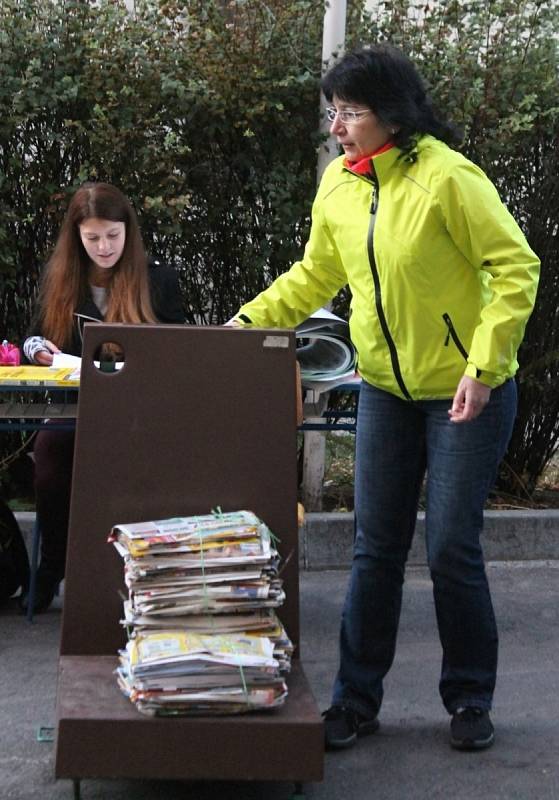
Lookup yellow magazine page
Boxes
[131,631,274,665]
[0,365,80,386]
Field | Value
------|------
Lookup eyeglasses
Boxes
[325,106,372,124]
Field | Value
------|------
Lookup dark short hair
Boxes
[321,44,461,159]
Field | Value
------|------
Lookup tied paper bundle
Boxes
[117,631,288,716]
[109,510,294,715]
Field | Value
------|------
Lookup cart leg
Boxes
[73,778,81,800]
[290,782,305,799]
[26,519,41,623]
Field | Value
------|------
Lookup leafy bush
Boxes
[0,0,324,338]
[0,0,557,498]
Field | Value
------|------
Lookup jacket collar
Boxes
[342,142,401,183]
[369,144,405,184]
[341,134,430,184]
[343,141,395,177]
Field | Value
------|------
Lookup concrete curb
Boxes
[17,509,559,570]
[300,510,559,569]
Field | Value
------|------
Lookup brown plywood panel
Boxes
[56,656,323,781]
[60,325,299,656]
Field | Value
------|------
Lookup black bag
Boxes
[0,499,30,603]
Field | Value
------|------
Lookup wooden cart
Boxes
[55,324,324,798]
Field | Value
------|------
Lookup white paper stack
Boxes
[110,510,293,715]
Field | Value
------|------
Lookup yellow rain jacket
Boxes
[236,135,540,400]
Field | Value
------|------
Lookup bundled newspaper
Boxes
[109,510,293,715]
[296,307,357,390]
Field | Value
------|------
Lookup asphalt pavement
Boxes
[2,561,559,800]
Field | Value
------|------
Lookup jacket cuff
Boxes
[229,313,253,327]
[23,336,48,364]
[464,362,501,388]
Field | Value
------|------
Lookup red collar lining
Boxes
[344,142,395,176]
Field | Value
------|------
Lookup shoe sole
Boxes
[326,717,380,750]
[450,732,495,751]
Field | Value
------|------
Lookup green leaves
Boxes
[0,0,326,341]
[0,0,557,496]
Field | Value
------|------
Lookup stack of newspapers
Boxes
[109,510,293,716]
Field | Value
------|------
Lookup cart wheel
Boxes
[289,781,306,799]
[73,778,81,800]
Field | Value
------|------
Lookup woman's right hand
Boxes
[35,340,61,366]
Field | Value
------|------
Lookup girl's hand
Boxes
[35,340,61,366]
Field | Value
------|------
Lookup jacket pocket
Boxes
[442,313,468,361]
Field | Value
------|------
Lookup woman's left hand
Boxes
[448,375,491,423]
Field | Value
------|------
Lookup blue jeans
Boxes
[332,379,517,717]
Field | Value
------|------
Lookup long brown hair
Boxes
[39,183,157,348]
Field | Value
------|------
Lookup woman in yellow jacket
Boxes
[232,45,540,751]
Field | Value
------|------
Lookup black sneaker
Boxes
[323,704,379,750]
[450,707,495,751]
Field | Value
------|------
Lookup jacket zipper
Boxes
[367,176,412,400]
[442,313,468,360]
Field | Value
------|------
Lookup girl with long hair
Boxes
[21,183,184,613]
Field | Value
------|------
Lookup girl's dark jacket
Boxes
[26,260,185,357]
